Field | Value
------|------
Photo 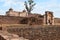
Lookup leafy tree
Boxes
[24,0,36,14]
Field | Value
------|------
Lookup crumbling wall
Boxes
[6,25,60,40]
[0,16,44,25]
[44,11,54,25]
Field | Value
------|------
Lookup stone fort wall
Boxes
[1,25,60,40]
[0,16,44,25]
[0,8,60,25]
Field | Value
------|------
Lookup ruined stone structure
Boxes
[0,8,60,25]
[6,8,28,17]
[5,8,54,25]
[0,8,60,40]
[44,11,54,25]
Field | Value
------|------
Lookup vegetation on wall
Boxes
[24,0,36,14]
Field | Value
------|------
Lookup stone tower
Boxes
[44,11,54,25]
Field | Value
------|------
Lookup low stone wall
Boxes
[3,25,60,40]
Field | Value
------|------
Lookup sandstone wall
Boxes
[0,16,44,25]
[3,25,60,40]
[0,16,22,24]
[6,8,28,17]
[20,12,28,17]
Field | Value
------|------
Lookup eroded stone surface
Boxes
[6,26,60,40]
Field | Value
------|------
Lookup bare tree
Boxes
[24,0,36,14]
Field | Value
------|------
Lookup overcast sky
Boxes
[0,0,60,18]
